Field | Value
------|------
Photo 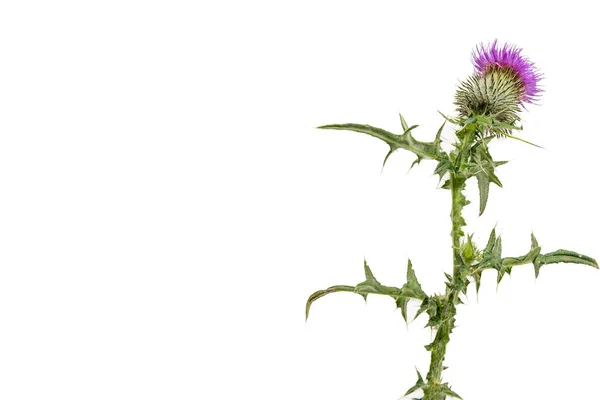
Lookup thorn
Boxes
[381,148,394,172]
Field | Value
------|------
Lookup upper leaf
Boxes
[467,138,506,215]
[318,114,443,168]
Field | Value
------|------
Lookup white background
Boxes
[1,1,599,399]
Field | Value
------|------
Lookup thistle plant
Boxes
[305,40,598,400]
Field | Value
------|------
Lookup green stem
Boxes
[450,176,467,278]
[424,127,473,399]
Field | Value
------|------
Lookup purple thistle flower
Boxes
[472,40,543,104]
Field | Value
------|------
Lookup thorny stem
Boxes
[423,127,474,400]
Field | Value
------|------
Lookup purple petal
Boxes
[472,40,543,104]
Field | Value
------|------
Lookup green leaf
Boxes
[475,174,491,216]
[444,272,453,283]
[531,232,539,249]
[355,259,398,296]
[396,259,428,322]
[404,259,427,299]
[438,110,461,126]
[533,249,598,278]
[468,139,505,215]
[305,259,429,321]
[474,228,502,270]
[414,296,431,320]
[418,295,443,329]
[399,113,410,131]
[318,116,441,168]
[395,296,410,323]
[470,232,598,282]
[493,237,509,284]
[473,269,482,296]
[503,132,543,148]
[305,285,358,320]
[492,236,502,261]
[500,233,541,272]
[468,228,502,293]
[434,154,454,183]
[484,228,496,252]
[439,383,463,399]
[434,121,445,147]
[363,259,377,281]
[404,369,426,396]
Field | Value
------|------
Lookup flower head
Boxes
[472,40,542,104]
[454,40,543,136]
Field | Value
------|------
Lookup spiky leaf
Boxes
[468,138,506,215]
[434,154,454,183]
[439,383,463,399]
[419,295,443,329]
[404,369,426,396]
[305,285,358,320]
[469,232,598,284]
[318,116,441,168]
[305,260,428,321]
[533,249,598,278]
[403,259,427,299]
[396,259,428,322]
